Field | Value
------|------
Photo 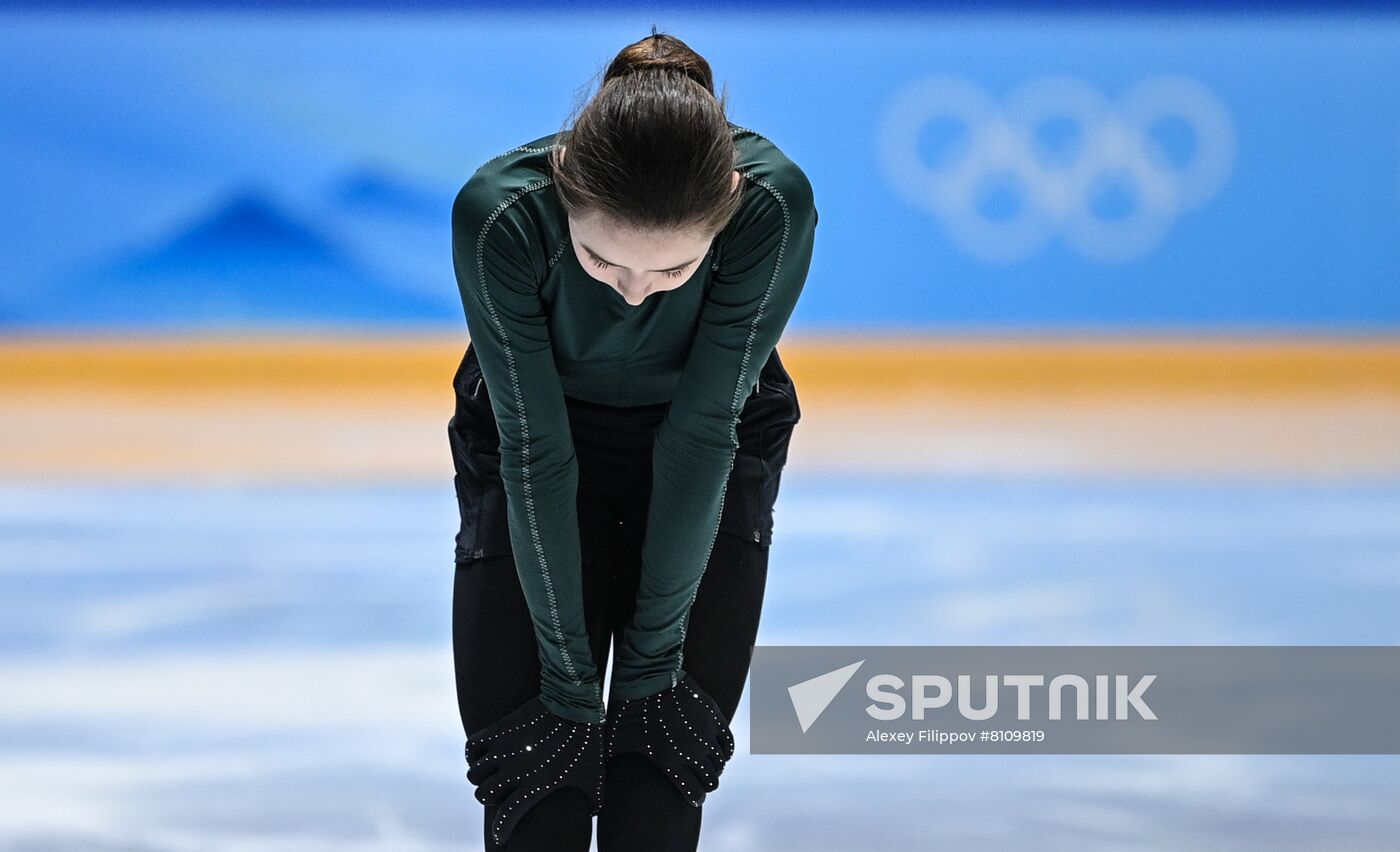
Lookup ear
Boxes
[731,169,740,192]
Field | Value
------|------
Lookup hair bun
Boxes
[604,30,715,95]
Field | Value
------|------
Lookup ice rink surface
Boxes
[2,468,1398,851]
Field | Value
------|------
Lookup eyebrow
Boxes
[579,242,700,273]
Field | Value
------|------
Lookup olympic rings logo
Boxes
[876,75,1236,263]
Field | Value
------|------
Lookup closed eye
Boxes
[588,252,690,279]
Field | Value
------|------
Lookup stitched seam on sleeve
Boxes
[474,164,587,688]
[482,142,559,167]
[547,239,570,269]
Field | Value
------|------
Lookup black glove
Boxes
[605,673,736,807]
[464,693,607,846]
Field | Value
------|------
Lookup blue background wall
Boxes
[2,8,1398,331]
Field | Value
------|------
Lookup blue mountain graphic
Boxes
[30,188,456,326]
[153,191,347,268]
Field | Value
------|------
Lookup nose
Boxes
[616,278,650,305]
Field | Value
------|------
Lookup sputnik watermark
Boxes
[753,646,1400,754]
[865,673,1157,720]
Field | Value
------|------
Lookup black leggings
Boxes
[449,343,800,852]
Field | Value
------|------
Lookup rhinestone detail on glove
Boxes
[464,693,606,846]
[605,673,736,807]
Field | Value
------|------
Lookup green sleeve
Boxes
[451,177,604,724]
[608,165,819,701]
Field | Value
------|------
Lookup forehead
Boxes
[570,212,710,261]
[572,211,705,241]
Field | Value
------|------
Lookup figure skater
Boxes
[449,26,818,851]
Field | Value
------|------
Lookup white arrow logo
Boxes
[787,660,866,733]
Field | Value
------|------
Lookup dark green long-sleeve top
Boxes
[450,121,818,724]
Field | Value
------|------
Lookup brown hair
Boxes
[549,26,743,238]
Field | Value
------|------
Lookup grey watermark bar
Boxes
[749,646,1400,754]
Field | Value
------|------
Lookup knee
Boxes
[597,753,703,849]
[484,785,592,850]
[603,751,697,811]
